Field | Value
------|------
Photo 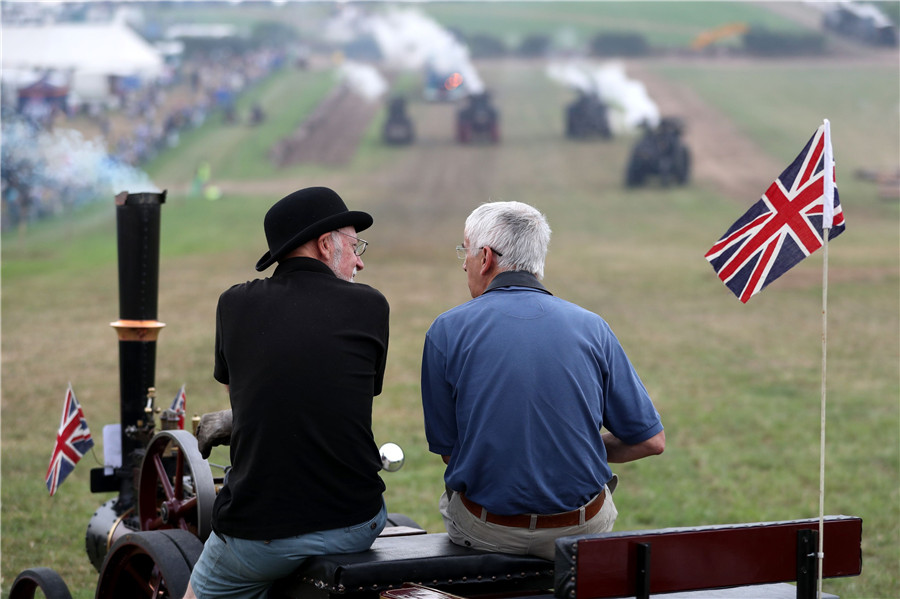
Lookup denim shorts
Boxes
[189,501,387,599]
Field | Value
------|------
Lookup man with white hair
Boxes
[421,201,665,561]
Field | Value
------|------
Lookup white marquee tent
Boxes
[2,22,165,102]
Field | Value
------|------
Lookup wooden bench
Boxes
[271,516,861,599]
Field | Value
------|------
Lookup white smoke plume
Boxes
[2,117,158,227]
[546,61,660,134]
[322,4,369,45]
[368,8,484,94]
[325,6,484,96]
[38,128,159,193]
[338,61,389,102]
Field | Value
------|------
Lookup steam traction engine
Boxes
[11,191,214,598]
[382,97,415,146]
[565,90,612,140]
[625,117,691,188]
[456,93,500,145]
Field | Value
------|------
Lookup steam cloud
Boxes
[325,6,484,100]
[368,8,484,94]
[2,116,158,227]
[337,62,388,101]
[546,61,660,134]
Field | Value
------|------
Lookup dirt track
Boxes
[269,83,385,168]
[242,57,784,204]
[225,44,896,206]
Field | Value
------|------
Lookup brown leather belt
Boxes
[459,489,605,529]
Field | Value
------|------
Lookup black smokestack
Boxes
[111,190,166,506]
[116,192,164,321]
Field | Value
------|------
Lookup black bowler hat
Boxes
[256,187,373,271]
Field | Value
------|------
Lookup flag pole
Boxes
[817,229,829,599]
[817,119,835,599]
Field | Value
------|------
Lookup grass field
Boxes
[421,1,806,47]
[3,4,899,599]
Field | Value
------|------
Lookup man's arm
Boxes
[602,430,665,463]
[421,332,458,460]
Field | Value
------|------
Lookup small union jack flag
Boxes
[706,122,845,303]
[170,384,187,430]
[46,384,94,496]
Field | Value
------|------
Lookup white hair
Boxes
[464,201,551,279]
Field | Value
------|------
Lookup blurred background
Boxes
[2,2,898,598]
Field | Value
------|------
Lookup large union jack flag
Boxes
[706,123,845,303]
[46,384,94,496]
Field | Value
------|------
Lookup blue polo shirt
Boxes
[421,271,662,515]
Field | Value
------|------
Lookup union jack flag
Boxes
[170,384,187,430]
[46,384,94,496]
[706,122,845,303]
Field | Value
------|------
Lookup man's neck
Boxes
[483,270,550,295]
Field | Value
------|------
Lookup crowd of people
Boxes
[1,46,286,230]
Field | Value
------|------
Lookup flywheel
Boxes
[138,429,216,541]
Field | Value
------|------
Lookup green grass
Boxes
[147,1,810,52]
[146,68,337,183]
[141,2,335,38]
[419,1,807,47]
[654,62,900,176]
[3,5,899,599]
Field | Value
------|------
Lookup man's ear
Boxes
[479,247,495,276]
[316,232,333,260]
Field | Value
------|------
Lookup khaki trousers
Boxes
[439,486,618,561]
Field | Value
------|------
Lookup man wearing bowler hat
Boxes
[185,187,390,599]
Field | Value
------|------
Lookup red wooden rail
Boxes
[555,516,862,599]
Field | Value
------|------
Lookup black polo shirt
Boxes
[212,257,389,539]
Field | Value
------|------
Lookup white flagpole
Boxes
[817,232,829,599]
[817,119,835,599]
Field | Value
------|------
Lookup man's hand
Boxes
[196,409,233,459]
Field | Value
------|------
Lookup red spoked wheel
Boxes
[95,530,203,599]
[138,429,216,541]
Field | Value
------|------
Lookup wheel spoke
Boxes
[173,448,185,499]
[170,496,197,520]
[152,453,175,501]
[119,557,149,592]
[148,564,165,596]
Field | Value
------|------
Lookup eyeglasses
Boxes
[456,245,503,260]
[336,231,368,257]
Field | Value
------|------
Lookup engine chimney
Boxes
[86,190,166,571]
[110,190,166,470]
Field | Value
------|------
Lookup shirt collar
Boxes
[483,270,552,295]
[273,256,335,277]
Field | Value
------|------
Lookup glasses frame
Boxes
[456,245,503,260]
[336,230,368,257]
